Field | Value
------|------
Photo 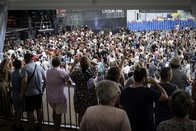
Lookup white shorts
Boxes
[49,102,67,115]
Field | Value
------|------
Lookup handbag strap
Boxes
[1,80,10,91]
[27,64,37,85]
[28,64,42,94]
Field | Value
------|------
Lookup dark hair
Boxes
[24,53,33,63]
[134,68,147,82]
[169,90,192,118]
[160,67,171,81]
[13,59,22,69]
[170,64,180,69]
[105,66,120,82]
[52,56,61,67]
[80,56,90,69]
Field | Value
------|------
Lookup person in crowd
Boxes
[11,59,24,131]
[152,67,178,127]
[105,66,122,108]
[1,27,196,128]
[0,58,13,121]
[122,61,131,80]
[120,67,168,131]
[170,56,188,90]
[70,56,98,124]
[190,72,196,120]
[46,56,71,131]
[40,57,50,71]
[105,66,121,83]
[124,61,143,86]
[97,56,105,82]
[157,90,195,131]
[183,60,192,81]
[149,59,158,78]
[21,53,46,131]
[79,80,132,131]
[107,54,126,87]
[105,54,126,107]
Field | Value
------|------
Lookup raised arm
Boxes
[148,77,168,101]
[69,58,80,74]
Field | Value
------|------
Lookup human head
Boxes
[80,56,90,69]
[170,56,181,69]
[0,58,12,71]
[52,56,61,67]
[24,53,33,64]
[169,89,192,118]
[134,68,147,83]
[109,61,118,67]
[96,80,120,105]
[160,67,172,82]
[13,59,22,70]
[133,62,143,71]
[105,66,121,82]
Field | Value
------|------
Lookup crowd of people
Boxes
[0,27,196,131]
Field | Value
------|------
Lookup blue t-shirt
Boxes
[21,62,45,96]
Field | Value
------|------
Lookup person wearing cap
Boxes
[170,56,188,90]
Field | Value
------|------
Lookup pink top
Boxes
[46,67,70,103]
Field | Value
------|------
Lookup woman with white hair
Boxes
[79,80,132,131]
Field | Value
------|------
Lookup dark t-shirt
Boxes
[152,83,178,126]
[120,86,161,131]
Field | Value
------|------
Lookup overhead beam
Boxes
[8,0,192,10]
[0,0,7,5]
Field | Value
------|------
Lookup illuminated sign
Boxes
[102,9,123,14]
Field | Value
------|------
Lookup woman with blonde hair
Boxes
[0,58,13,119]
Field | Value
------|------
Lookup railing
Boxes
[19,85,79,130]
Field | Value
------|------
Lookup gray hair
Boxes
[96,80,120,105]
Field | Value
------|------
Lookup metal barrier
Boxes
[20,85,79,129]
